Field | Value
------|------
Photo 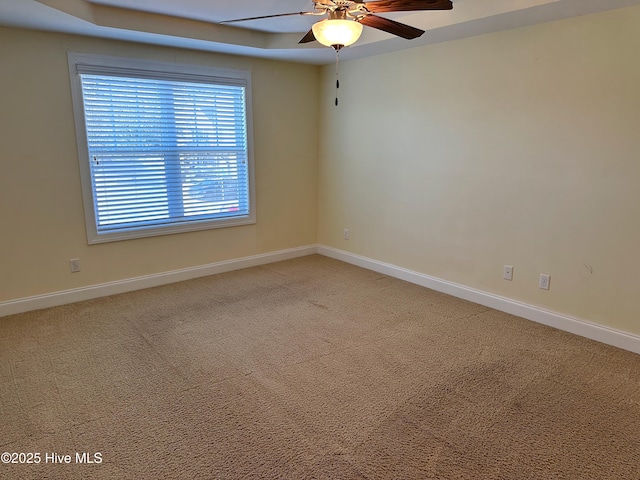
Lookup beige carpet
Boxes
[1,255,639,479]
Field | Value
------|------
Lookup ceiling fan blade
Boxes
[298,29,317,44]
[362,0,453,13]
[221,12,311,24]
[358,14,425,39]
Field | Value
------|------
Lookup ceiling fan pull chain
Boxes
[335,48,340,106]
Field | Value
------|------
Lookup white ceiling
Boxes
[1,0,640,64]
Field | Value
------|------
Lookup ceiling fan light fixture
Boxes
[312,18,363,48]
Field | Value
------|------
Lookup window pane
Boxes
[78,72,251,236]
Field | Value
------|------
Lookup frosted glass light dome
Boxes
[312,19,363,48]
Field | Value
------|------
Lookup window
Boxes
[68,53,255,244]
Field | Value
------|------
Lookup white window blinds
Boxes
[69,54,254,243]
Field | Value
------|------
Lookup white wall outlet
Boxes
[343,228,349,240]
[503,265,513,281]
[539,273,550,290]
[69,258,81,273]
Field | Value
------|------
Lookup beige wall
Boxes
[2,6,640,338]
[318,7,640,335]
[0,27,319,301]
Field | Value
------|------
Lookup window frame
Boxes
[68,52,256,244]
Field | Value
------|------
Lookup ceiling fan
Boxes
[222,0,454,50]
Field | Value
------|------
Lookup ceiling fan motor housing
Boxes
[315,0,368,17]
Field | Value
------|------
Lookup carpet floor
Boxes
[1,255,639,479]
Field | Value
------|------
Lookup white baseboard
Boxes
[3,243,638,356]
[318,245,640,355]
[0,245,317,318]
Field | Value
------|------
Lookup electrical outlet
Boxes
[69,258,81,273]
[539,274,550,290]
[343,229,349,240]
[503,265,513,281]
